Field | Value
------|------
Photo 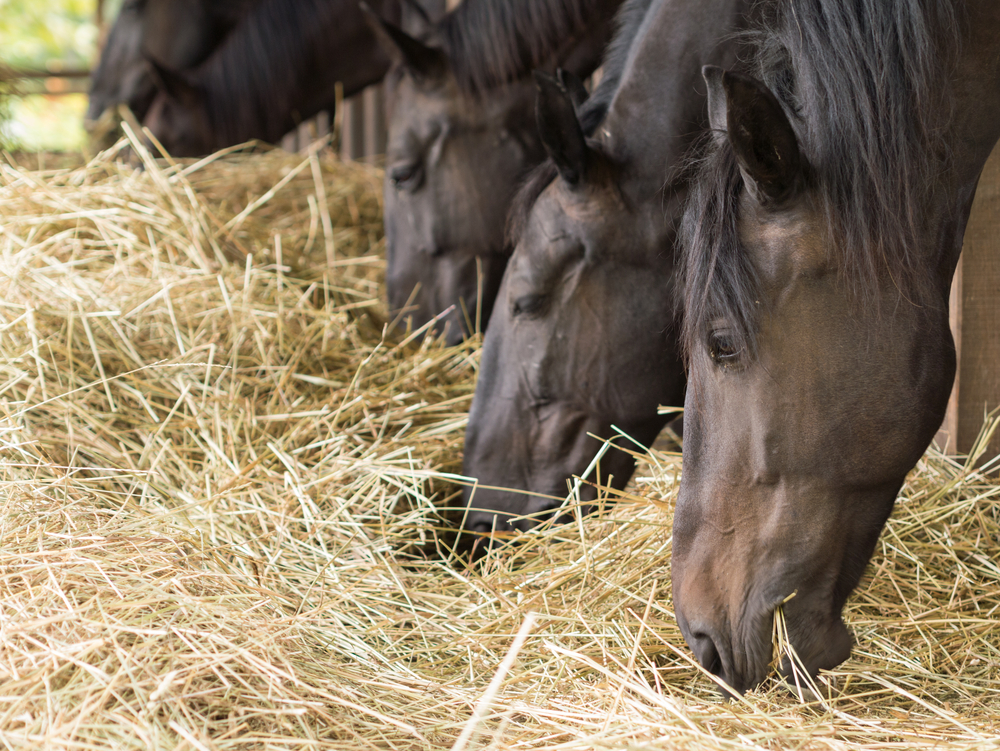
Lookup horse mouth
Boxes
[678,593,854,697]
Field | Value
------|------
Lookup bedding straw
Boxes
[0,138,997,750]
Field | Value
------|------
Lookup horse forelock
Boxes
[680,0,963,365]
[506,161,560,250]
[503,0,652,246]
[678,143,757,365]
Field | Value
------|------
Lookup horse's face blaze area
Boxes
[383,65,541,345]
[673,71,956,695]
[462,153,684,540]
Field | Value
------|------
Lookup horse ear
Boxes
[360,2,445,80]
[534,70,588,185]
[703,65,729,136]
[557,69,589,112]
[146,56,200,106]
[397,0,436,37]
[702,65,802,203]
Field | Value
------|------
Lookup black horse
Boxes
[139,0,411,156]
[460,0,752,535]
[86,0,257,129]
[364,0,623,345]
[674,0,1000,694]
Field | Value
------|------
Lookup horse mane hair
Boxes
[680,0,962,363]
[208,0,262,27]
[439,0,623,94]
[575,0,655,132]
[505,0,655,247]
[195,0,336,146]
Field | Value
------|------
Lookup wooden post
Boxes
[339,95,365,161]
[362,85,386,159]
[96,0,110,53]
[935,143,1000,461]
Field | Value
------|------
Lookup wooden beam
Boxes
[339,95,365,161]
[7,68,91,79]
[935,143,1000,462]
[362,85,386,159]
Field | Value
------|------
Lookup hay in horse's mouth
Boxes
[0,137,996,749]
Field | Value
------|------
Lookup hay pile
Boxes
[1,136,998,750]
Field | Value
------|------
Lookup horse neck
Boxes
[207,0,262,27]
[926,1,1000,280]
[439,0,621,93]
[599,0,751,191]
[949,4,1000,182]
[197,0,396,145]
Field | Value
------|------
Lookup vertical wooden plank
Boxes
[935,260,962,453]
[936,143,1000,461]
[96,0,109,52]
[340,96,365,161]
[362,85,386,159]
[956,145,1000,460]
[315,110,330,141]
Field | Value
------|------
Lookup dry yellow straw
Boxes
[0,143,997,750]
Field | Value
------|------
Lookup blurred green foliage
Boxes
[0,0,121,150]
[8,93,89,151]
[0,65,13,150]
[0,0,105,69]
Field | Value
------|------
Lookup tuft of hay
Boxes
[1,138,998,750]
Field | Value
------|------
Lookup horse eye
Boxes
[532,394,553,410]
[389,162,423,191]
[709,331,741,366]
[513,293,545,317]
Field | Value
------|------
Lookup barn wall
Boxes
[935,144,1000,463]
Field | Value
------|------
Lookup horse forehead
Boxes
[741,198,829,283]
[387,73,450,125]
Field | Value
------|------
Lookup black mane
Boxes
[680,0,962,362]
[439,0,623,94]
[197,0,338,145]
[576,0,654,132]
[505,0,655,245]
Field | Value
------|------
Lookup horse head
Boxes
[671,0,988,692]
[460,70,683,542]
[142,57,214,157]
[364,5,544,345]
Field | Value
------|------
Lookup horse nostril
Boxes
[691,631,724,677]
[470,521,494,535]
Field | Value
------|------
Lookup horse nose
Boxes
[459,513,509,560]
[778,617,853,691]
[462,510,507,536]
[466,517,496,535]
[682,623,743,697]
[690,630,724,677]
[674,572,760,695]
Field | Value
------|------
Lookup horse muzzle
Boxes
[674,583,853,696]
